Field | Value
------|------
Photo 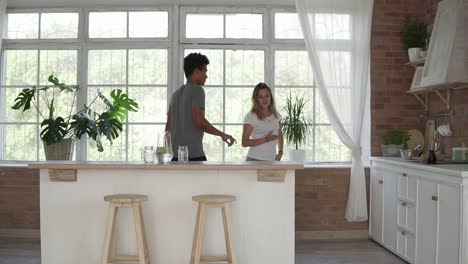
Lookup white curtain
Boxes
[0,0,6,161]
[0,0,5,45]
[296,0,373,221]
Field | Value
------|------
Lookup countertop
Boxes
[371,157,468,177]
[28,161,304,170]
[0,161,28,167]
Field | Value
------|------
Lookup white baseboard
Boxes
[296,230,369,240]
[0,228,40,239]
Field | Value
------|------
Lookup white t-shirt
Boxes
[243,111,282,161]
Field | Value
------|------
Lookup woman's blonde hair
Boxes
[250,82,279,120]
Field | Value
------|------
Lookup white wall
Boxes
[7,0,295,8]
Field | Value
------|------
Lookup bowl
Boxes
[400,149,413,160]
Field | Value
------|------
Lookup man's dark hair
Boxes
[183,53,209,78]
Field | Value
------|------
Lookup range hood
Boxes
[420,0,468,88]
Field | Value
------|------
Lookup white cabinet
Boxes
[369,165,383,243]
[382,168,398,251]
[437,184,460,264]
[416,179,437,264]
[370,159,465,264]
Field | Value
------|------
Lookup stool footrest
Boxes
[110,255,139,261]
[200,255,229,262]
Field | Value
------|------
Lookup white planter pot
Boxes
[289,149,305,163]
[408,48,422,62]
[381,144,404,157]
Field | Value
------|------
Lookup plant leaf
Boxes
[97,112,123,144]
[70,110,97,140]
[110,89,139,120]
[48,74,79,93]
[11,88,37,112]
[40,117,68,145]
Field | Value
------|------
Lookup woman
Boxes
[242,82,284,161]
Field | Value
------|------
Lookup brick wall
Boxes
[296,168,370,231]
[370,0,428,155]
[0,168,39,229]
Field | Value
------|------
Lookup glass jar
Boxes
[156,131,173,163]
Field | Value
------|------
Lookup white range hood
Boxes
[420,0,468,88]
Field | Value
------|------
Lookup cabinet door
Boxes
[437,184,460,264]
[369,165,384,243]
[416,179,438,264]
[382,168,398,251]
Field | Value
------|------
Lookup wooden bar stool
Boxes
[190,194,237,264]
[101,194,150,264]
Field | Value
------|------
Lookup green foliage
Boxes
[401,16,428,49]
[11,75,139,151]
[281,92,312,150]
[381,130,411,146]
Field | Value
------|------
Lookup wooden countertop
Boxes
[28,161,304,170]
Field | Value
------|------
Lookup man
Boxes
[165,53,236,161]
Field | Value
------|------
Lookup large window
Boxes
[0,6,358,163]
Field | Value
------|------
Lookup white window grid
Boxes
[0,5,356,163]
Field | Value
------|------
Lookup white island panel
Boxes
[40,168,295,264]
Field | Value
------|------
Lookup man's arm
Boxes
[192,106,236,146]
[165,113,171,132]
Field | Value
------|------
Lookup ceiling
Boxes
[7,0,295,8]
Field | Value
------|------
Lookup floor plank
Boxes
[0,238,407,264]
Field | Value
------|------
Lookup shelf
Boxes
[405,57,426,67]
[407,83,468,111]
[407,83,468,94]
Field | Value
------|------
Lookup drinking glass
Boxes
[156,131,173,163]
[178,146,189,163]
[142,145,155,163]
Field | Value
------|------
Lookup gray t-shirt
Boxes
[168,83,205,158]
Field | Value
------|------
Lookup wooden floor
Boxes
[0,238,406,264]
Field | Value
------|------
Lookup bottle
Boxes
[427,140,437,164]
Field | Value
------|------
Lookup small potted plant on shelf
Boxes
[281,92,312,162]
[11,75,139,160]
[401,16,428,62]
[380,130,411,157]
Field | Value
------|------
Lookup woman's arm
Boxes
[242,124,277,147]
[275,122,284,161]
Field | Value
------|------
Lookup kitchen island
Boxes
[29,161,303,264]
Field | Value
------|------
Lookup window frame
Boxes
[0,5,363,164]
[85,6,173,43]
[179,6,268,45]
[5,8,83,43]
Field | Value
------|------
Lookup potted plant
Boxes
[401,16,428,62]
[380,130,411,157]
[11,75,139,160]
[281,92,312,162]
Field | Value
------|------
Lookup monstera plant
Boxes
[11,75,138,159]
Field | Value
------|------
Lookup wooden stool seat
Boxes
[104,194,148,203]
[190,194,237,264]
[101,194,150,264]
[192,194,236,203]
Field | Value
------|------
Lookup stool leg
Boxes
[222,204,237,264]
[133,203,148,264]
[190,203,206,264]
[109,207,119,260]
[138,204,150,263]
[102,203,118,264]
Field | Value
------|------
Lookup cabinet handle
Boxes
[401,202,407,206]
[402,173,407,177]
[378,180,383,184]
[401,231,406,236]
[432,196,438,201]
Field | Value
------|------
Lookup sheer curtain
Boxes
[296,0,373,221]
[0,0,6,160]
[0,0,5,45]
